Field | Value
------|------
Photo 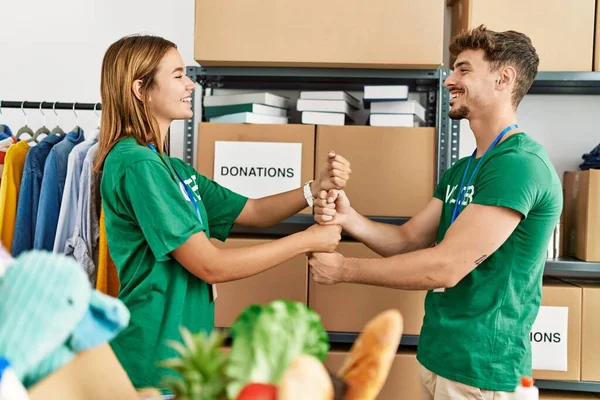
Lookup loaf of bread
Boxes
[338,309,403,400]
[279,354,334,400]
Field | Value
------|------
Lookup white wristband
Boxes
[303,180,314,207]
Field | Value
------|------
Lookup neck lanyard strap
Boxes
[451,124,518,224]
[148,144,203,225]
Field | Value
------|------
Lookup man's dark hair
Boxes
[449,25,539,108]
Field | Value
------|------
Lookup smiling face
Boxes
[146,48,195,126]
[444,49,500,120]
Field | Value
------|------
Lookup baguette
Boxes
[338,309,403,400]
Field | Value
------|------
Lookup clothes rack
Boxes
[0,101,171,154]
[0,101,101,111]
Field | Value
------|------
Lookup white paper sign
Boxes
[530,306,568,371]
[213,141,302,199]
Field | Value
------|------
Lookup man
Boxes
[309,25,563,399]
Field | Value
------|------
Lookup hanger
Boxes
[15,102,35,142]
[50,102,64,136]
[94,103,101,129]
[71,102,80,133]
[33,103,51,143]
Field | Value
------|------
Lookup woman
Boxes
[95,35,350,390]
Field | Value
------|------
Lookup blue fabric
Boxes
[12,135,65,256]
[68,290,130,351]
[1,125,13,136]
[580,142,600,170]
[34,128,85,251]
[0,357,9,380]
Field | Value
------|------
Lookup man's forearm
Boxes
[341,246,454,290]
[343,208,422,257]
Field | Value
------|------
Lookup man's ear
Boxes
[132,79,144,102]
[496,66,517,88]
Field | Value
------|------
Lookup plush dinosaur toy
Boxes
[0,250,130,388]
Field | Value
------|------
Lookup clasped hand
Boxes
[308,158,354,285]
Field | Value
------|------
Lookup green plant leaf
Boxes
[225,300,329,399]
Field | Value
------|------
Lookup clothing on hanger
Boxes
[12,134,65,257]
[0,136,18,181]
[54,128,99,253]
[0,125,13,136]
[34,128,85,251]
[65,142,101,285]
[96,205,120,298]
[0,141,31,254]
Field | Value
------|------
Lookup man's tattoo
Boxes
[474,255,488,266]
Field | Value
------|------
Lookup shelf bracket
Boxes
[436,69,460,183]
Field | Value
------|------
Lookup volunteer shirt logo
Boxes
[445,184,475,206]
[179,175,202,202]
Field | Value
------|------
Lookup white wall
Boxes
[458,95,600,181]
[0,0,597,180]
[0,0,196,159]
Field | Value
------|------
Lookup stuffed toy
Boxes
[0,250,130,388]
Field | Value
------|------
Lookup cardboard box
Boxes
[572,282,600,382]
[315,126,436,217]
[532,281,582,381]
[212,238,308,328]
[196,122,315,215]
[451,0,596,71]
[595,0,600,71]
[563,172,578,256]
[309,242,426,336]
[325,349,421,400]
[564,170,600,262]
[194,0,444,69]
[574,170,600,262]
[28,344,138,400]
[540,390,600,399]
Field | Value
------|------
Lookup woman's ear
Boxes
[132,79,144,102]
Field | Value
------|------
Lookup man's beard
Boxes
[449,105,469,120]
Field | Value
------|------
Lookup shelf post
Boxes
[436,69,460,183]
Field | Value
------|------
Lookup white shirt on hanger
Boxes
[53,128,99,254]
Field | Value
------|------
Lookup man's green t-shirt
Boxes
[100,137,247,389]
[416,133,562,391]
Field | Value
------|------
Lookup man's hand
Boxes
[314,189,351,227]
[308,251,346,285]
[313,152,351,197]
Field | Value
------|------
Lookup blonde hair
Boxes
[95,35,176,172]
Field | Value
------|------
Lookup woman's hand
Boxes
[303,224,342,253]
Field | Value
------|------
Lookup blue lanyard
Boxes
[451,124,518,224]
[148,144,204,225]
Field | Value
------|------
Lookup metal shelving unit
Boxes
[185,66,460,181]
[185,65,460,234]
[544,257,600,279]
[185,67,600,394]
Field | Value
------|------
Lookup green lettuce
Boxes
[225,300,329,399]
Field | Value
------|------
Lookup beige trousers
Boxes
[420,364,515,400]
